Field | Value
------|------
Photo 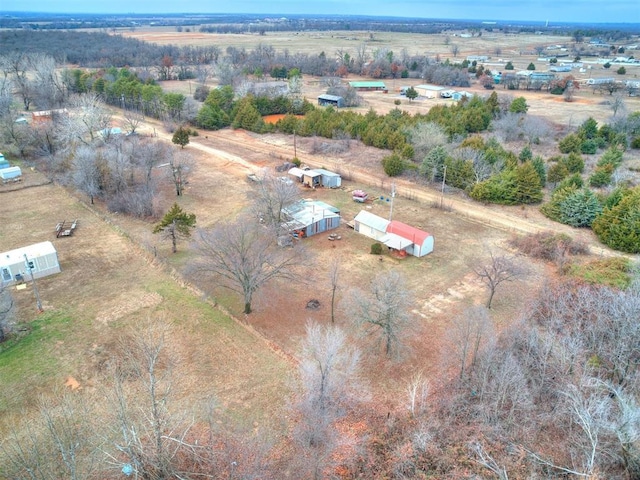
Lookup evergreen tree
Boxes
[509,97,528,114]
[559,188,603,227]
[405,86,418,102]
[531,156,547,187]
[514,161,543,204]
[153,203,196,253]
[592,187,640,253]
[232,96,264,132]
[172,126,190,149]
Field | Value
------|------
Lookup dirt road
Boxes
[125,114,623,258]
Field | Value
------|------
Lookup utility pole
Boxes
[388,183,396,221]
[293,130,297,159]
[24,254,43,312]
[440,165,447,209]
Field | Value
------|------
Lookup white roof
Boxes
[288,167,305,178]
[303,170,322,177]
[415,84,445,91]
[381,233,412,250]
[354,210,390,232]
[1,241,57,264]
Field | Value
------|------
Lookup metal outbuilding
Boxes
[1,241,61,286]
[0,166,21,182]
[282,200,341,238]
[318,94,345,108]
[313,168,342,188]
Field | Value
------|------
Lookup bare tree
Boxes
[406,121,448,161]
[106,317,195,480]
[122,108,144,135]
[348,270,414,357]
[450,44,460,57]
[328,257,340,324]
[406,371,429,418]
[0,391,101,480]
[294,321,364,479]
[71,145,102,204]
[192,216,304,314]
[59,93,111,146]
[448,305,493,380]
[473,251,526,309]
[251,169,300,229]
[167,148,193,196]
[521,115,552,145]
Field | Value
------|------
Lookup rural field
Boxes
[1,22,640,478]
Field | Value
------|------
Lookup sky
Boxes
[1,0,639,24]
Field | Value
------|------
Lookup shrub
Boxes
[631,136,640,149]
[592,187,640,253]
[382,153,405,177]
[509,231,588,262]
[370,242,383,255]
[291,157,301,167]
[589,164,614,187]
[581,139,598,154]
[564,152,585,174]
[617,66,626,75]
[558,133,582,154]
[567,257,633,289]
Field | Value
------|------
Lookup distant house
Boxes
[353,210,390,241]
[282,200,340,238]
[349,81,387,91]
[415,84,445,98]
[467,55,489,62]
[1,241,61,286]
[318,94,344,108]
[313,168,342,188]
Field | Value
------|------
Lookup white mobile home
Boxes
[353,210,390,241]
[1,241,61,286]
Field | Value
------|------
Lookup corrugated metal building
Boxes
[282,200,341,238]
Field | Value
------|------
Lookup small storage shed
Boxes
[0,166,21,182]
[302,169,322,188]
[386,220,434,257]
[353,210,390,241]
[415,84,445,98]
[318,94,345,108]
[0,154,9,170]
[1,241,61,286]
[288,167,306,183]
[282,200,341,238]
[313,168,342,188]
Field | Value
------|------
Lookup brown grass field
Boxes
[1,27,639,459]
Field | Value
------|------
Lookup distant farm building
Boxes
[282,200,340,238]
[1,241,61,286]
[415,84,445,98]
[318,94,344,108]
[31,108,68,123]
[353,211,434,257]
[467,55,489,62]
[349,81,387,91]
[313,168,342,188]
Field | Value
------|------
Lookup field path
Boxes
[119,113,626,258]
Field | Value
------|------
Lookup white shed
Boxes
[288,167,305,183]
[353,210,390,241]
[1,241,61,286]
